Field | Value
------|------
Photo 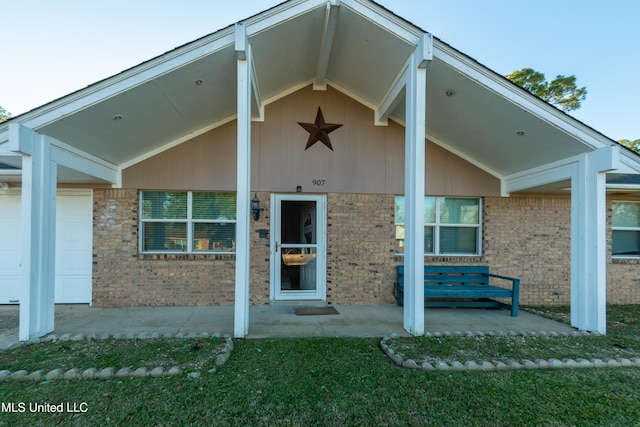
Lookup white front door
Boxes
[271,194,326,301]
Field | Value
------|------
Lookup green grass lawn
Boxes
[385,305,640,364]
[0,337,226,373]
[1,306,639,426]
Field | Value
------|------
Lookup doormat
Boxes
[294,306,339,316]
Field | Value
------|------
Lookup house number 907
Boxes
[312,179,326,186]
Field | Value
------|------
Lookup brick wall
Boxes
[248,192,271,306]
[93,189,640,307]
[92,189,235,307]
[326,193,397,305]
[482,196,571,306]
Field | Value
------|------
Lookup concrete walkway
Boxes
[1,303,575,349]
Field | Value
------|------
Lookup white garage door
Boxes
[0,191,93,304]
[0,194,21,303]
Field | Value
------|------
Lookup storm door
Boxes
[271,194,326,301]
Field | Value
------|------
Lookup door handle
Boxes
[275,241,279,253]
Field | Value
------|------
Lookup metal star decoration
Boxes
[297,107,342,151]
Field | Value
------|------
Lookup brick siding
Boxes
[92,189,235,307]
[326,193,397,305]
[92,190,640,307]
[482,196,571,306]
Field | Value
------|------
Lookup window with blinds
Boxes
[395,196,481,256]
[612,201,640,258]
[140,191,236,253]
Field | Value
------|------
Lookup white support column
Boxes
[10,125,57,341]
[570,146,619,334]
[403,35,431,336]
[234,24,252,338]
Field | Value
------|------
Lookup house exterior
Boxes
[1,0,640,341]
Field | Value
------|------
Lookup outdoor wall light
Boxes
[251,194,260,221]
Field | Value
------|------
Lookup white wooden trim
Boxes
[619,150,640,174]
[234,30,252,339]
[416,33,434,67]
[325,81,379,113]
[427,134,504,181]
[314,1,340,90]
[261,79,317,109]
[119,115,238,170]
[570,147,619,334]
[251,53,264,121]
[9,124,118,183]
[403,50,427,336]
[270,194,327,301]
[607,183,640,192]
[375,58,409,126]
[339,0,423,45]
[503,146,620,195]
[243,0,326,37]
[14,128,57,341]
[502,157,577,195]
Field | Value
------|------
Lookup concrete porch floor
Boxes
[1,303,575,349]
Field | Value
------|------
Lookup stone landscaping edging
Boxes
[522,308,571,324]
[0,332,233,382]
[379,331,640,372]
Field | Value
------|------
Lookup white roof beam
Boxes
[314,1,340,91]
[502,145,620,195]
[251,51,264,121]
[376,33,431,126]
[340,0,422,45]
[375,60,408,126]
[243,0,326,37]
[502,155,577,195]
[416,33,434,68]
[9,124,119,184]
[236,23,263,121]
[618,149,640,174]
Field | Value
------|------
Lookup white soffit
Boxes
[0,0,632,182]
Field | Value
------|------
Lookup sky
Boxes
[1,0,638,141]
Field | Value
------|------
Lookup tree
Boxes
[506,68,587,112]
[619,139,640,153]
[0,105,10,123]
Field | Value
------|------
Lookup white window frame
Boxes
[395,196,482,257]
[612,200,640,259]
[139,191,236,254]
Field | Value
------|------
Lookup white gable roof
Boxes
[1,0,638,187]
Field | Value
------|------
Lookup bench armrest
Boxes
[485,273,518,283]
[486,273,520,296]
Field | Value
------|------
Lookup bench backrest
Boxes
[397,265,490,286]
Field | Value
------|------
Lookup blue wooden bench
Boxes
[396,265,520,316]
